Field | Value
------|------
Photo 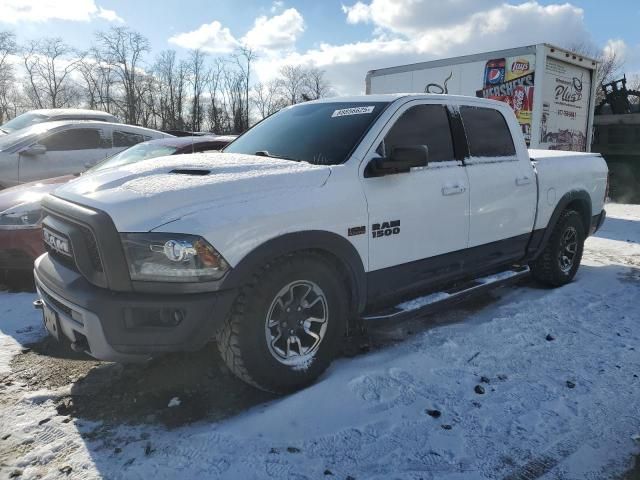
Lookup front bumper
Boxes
[34,253,237,362]
[0,227,43,271]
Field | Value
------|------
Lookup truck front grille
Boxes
[41,195,131,291]
[43,224,77,271]
[42,209,107,287]
[79,224,104,273]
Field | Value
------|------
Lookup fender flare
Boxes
[221,230,368,314]
[528,189,592,260]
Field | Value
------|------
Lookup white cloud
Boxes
[254,1,591,95]
[342,0,503,33]
[168,21,239,53]
[271,1,285,13]
[96,7,124,23]
[0,0,124,24]
[342,2,372,24]
[242,8,304,51]
[603,38,627,63]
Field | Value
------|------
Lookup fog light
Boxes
[170,309,184,326]
[124,307,186,329]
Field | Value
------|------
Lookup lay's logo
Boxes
[511,59,530,73]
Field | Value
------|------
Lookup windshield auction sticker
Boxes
[331,106,375,117]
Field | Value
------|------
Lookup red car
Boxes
[0,135,234,284]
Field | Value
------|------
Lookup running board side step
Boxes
[362,266,530,322]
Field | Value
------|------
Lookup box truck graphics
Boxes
[366,44,598,152]
[476,55,536,144]
[539,56,591,151]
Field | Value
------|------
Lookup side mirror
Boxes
[366,145,429,177]
[21,144,47,156]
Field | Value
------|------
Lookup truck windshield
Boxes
[224,101,390,165]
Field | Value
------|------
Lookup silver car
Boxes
[0,109,119,136]
[0,121,172,188]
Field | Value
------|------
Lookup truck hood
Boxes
[52,152,332,231]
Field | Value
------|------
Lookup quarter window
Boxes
[381,104,455,162]
[460,106,516,157]
[40,128,103,151]
[114,130,146,147]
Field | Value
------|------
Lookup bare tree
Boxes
[95,27,150,124]
[252,80,285,120]
[154,50,187,130]
[0,31,17,122]
[187,49,207,131]
[302,67,332,101]
[234,46,256,130]
[22,38,83,109]
[206,58,228,133]
[77,48,118,113]
[222,66,247,134]
[136,71,159,128]
[279,65,307,105]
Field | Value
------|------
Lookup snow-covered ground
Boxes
[1,204,639,479]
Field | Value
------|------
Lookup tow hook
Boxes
[33,299,44,310]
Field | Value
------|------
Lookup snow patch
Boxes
[0,203,639,478]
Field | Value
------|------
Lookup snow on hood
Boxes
[52,152,332,231]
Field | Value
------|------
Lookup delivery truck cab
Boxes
[366,43,599,152]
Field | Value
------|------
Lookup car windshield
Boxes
[1,112,49,133]
[224,101,389,165]
[0,122,56,152]
[89,142,178,172]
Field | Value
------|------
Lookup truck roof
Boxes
[309,93,510,108]
[366,43,599,80]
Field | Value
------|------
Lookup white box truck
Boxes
[366,44,599,152]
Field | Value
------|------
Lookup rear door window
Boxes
[40,128,103,151]
[460,106,516,157]
[381,104,455,162]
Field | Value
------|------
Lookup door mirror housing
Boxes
[366,145,429,177]
[21,144,47,156]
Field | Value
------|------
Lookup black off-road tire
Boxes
[217,253,348,393]
[530,210,585,287]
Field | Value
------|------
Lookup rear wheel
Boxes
[530,210,585,287]
[217,253,348,393]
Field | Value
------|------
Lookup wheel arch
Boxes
[222,231,368,315]
[530,189,591,260]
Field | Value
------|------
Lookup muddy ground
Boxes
[2,282,499,429]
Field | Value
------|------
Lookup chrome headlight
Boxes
[121,233,230,282]
[0,201,44,228]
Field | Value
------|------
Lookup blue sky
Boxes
[1,0,639,94]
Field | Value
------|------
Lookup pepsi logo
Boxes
[488,69,503,82]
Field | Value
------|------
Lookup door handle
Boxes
[442,184,466,196]
[516,176,532,186]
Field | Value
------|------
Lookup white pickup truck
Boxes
[34,94,608,393]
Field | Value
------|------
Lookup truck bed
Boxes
[529,149,608,231]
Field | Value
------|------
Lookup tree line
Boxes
[0,27,333,133]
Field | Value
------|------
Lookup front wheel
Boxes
[217,253,348,393]
[530,210,585,287]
